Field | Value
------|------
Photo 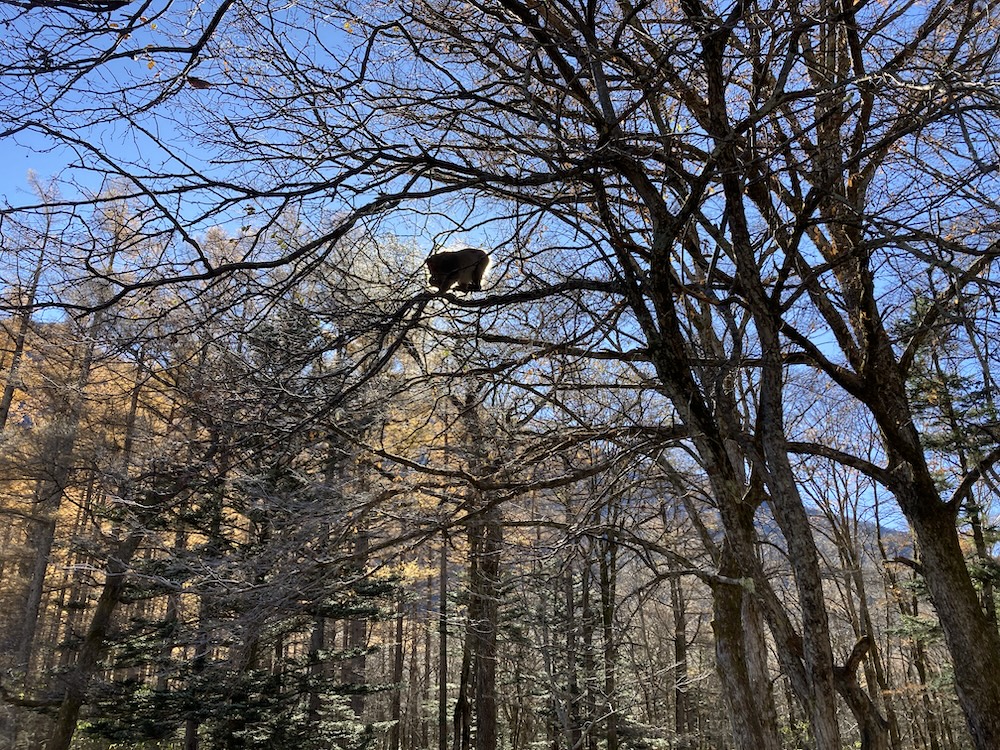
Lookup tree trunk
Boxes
[46,533,143,750]
[835,638,890,750]
[0,242,44,430]
[422,570,432,750]
[669,577,692,744]
[741,594,781,749]
[850,559,902,750]
[457,495,501,750]
[452,622,472,750]
[967,504,998,634]
[307,616,326,726]
[715,74,844,743]
[472,509,500,750]
[580,559,597,750]
[598,535,618,750]
[438,530,449,750]
[912,638,942,750]
[454,393,501,750]
[710,569,771,750]
[564,567,582,750]
[345,530,370,718]
[390,597,406,750]
[15,516,57,676]
[757,444,842,750]
[889,459,1000,749]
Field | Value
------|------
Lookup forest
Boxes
[1,0,1000,749]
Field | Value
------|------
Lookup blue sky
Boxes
[0,132,80,205]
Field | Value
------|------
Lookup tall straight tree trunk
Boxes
[18,421,93,676]
[423,567,433,749]
[452,616,473,750]
[15,516,58,676]
[344,528,370,718]
[472,503,500,750]
[46,532,143,750]
[0,247,43,430]
[307,617,326,725]
[580,558,597,750]
[450,393,502,750]
[564,567,582,750]
[438,530,449,750]
[598,534,618,750]
[390,596,406,750]
[669,577,691,744]
[453,497,501,750]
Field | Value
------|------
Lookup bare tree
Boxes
[6,0,1000,747]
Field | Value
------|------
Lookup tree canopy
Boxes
[3,1,1000,749]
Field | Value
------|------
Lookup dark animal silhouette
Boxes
[425,248,490,293]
